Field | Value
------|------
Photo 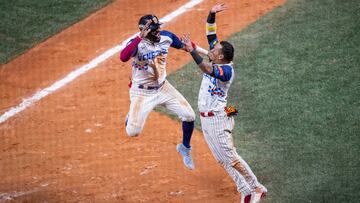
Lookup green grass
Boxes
[164,0,360,202]
[0,0,112,64]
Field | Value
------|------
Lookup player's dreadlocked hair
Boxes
[220,41,234,62]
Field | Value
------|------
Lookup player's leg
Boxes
[160,81,195,146]
[224,163,253,196]
[214,115,262,188]
[159,81,195,121]
[200,116,253,199]
[233,157,263,190]
[232,156,267,203]
[232,154,267,203]
[202,115,265,191]
[125,89,157,137]
[215,117,267,202]
[159,81,196,169]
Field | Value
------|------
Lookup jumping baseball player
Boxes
[120,14,196,170]
[182,4,267,203]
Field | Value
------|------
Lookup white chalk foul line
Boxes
[0,0,203,124]
[0,188,40,201]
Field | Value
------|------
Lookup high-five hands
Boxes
[210,3,228,14]
[181,34,194,52]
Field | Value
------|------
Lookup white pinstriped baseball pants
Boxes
[200,113,260,195]
[126,80,195,136]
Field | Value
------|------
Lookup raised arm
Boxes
[120,20,152,62]
[182,34,213,75]
[182,34,232,82]
[120,37,141,62]
[206,4,227,46]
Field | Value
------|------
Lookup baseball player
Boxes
[182,4,267,203]
[120,14,196,170]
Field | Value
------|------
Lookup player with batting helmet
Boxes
[120,14,205,170]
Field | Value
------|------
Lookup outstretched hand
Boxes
[181,34,194,52]
[210,3,228,14]
[140,20,152,38]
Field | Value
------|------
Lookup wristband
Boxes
[207,12,216,23]
[190,50,203,65]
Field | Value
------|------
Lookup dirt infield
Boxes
[0,0,284,202]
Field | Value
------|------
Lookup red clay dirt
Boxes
[0,0,285,202]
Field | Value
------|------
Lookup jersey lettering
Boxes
[137,49,168,61]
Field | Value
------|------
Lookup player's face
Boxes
[208,43,224,62]
[148,27,161,42]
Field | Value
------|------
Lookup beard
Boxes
[147,31,160,42]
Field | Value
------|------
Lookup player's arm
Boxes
[182,33,231,81]
[120,20,152,62]
[161,30,208,55]
[160,30,184,50]
[190,50,213,75]
[207,4,227,48]
[182,34,212,73]
[189,49,232,82]
[120,37,141,62]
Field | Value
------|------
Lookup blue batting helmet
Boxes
[138,14,162,31]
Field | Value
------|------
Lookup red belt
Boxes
[200,111,215,117]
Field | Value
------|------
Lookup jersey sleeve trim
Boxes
[212,64,232,82]
[160,30,184,49]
